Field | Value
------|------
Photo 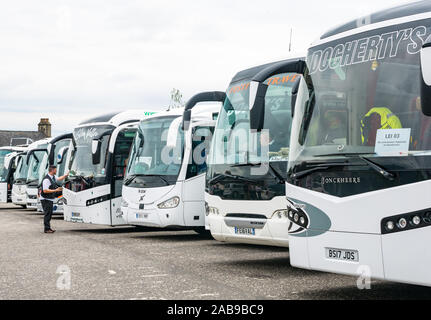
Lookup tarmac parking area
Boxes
[1,203,431,300]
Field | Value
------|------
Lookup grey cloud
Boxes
[0,0,409,132]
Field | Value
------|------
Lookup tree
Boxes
[169,88,185,109]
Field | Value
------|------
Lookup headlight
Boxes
[300,216,306,225]
[207,206,219,215]
[412,216,421,226]
[382,212,428,234]
[157,196,180,209]
[398,218,407,229]
[205,202,210,216]
[205,202,219,215]
[286,206,309,228]
[385,221,395,231]
[273,209,288,219]
[288,210,294,219]
[121,199,129,208]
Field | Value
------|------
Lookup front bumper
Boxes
[0,183,8,203]
[26,187,38,209]
[205,194,289,247]
[290,226,431,287]
[286,178,431,287]
[12,192,27,206]
[124,204,184,228]
[289,230,384,279]
[207,213,290,247]
[37,199,64,214]
[26,197,38,209]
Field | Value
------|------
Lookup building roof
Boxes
[0,130,47,147]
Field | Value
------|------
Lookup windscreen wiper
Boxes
[314,152,377,157]
[144,175,170,186]
[124,174,143,186]
[313,152,395,181]
[291,156,395,181]
[232,162,285,184]
[359,156,395,181]
[290,162,355,180]
[71,174,92,185]
[268,163,286,184]
[124,174,169,186]
[208,172,257,185]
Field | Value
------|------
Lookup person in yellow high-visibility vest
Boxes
[361,107,403,146]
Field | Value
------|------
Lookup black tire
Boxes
[20,205,26,209]
[134,226,154,232]
[193,227,213,238]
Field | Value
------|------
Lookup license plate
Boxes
[17,198,22,202]
[234,227,255,235]
[136,213,148,219]
[72,212,80,217]
[326,248,359,262]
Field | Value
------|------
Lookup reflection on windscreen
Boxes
[27,151,45,183]
[37,140,70,184]
[209,73,297,166]
[0,150,12,182]
[292,23,431,162]
[14,156,28,181]
[70,126,111,178]
[303,60,423,152]
[127,116,184,177]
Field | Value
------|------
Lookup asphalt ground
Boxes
[1,203,431,300]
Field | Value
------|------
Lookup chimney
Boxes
[38,118,51,137]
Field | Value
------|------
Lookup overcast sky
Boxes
[0,0,412,136]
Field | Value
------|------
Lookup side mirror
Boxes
[47,143,53,159]
[47,144,55,165]
[249,81,268,131]
[421,41,431,116]
[167,117,182,148]
[57,147,69,165]
[182,91,226,131]
[92,139,102,165]
[4,154,12,170]
[182,109,192,131]
[14,156,21,167]
[26,149,43,166]
[291,78,301,118]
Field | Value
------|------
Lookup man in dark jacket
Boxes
[40,165,68,234]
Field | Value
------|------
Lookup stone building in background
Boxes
[37,118,51,138]
[0,118,52,147]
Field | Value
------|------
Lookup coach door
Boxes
[110,127,137,225]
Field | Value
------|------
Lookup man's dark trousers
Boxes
[41,199,54,231]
